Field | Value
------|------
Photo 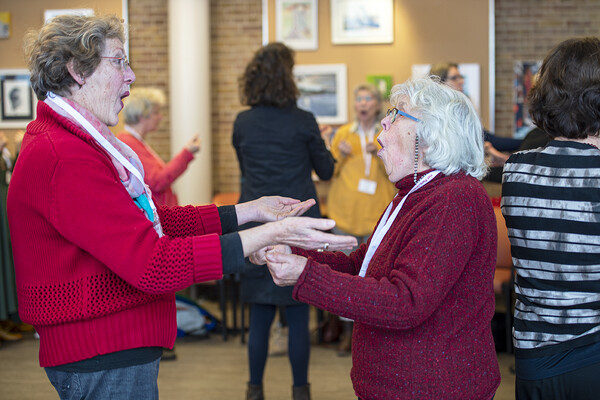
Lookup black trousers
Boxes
[516,361,600,400]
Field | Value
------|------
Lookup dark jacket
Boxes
[233,105,334,305]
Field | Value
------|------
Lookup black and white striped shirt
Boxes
[501,140,600,358]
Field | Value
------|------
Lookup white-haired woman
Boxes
[118,87,200,207]
[256,77,501,399]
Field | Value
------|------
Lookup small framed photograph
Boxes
[412,63,481,115]
[366,75,393,100]
[0,12,11,39]
[276,0,318,51]
[513,60,542,138]
[0,69,35,128]
[330,0,394,45]
[294,64,348,125]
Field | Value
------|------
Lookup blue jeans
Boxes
[45,358,160,400]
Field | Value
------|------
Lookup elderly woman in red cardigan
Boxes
[8,14,356,399]
[257,77,501,400]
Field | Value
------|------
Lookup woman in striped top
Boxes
[502,37,600,400]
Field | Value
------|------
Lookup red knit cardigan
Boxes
[7,102,223,367]
[294,171,501,400]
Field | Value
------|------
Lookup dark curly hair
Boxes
[528,37,600,139]
[239,42,298,108]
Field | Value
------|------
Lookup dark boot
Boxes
[246,382,264,400]
[292,383,311,400]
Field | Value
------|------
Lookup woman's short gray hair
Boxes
[122,87,166,125]
[390,77,488,180]
[24,14,125,100]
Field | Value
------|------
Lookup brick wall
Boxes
[128,0,259,194]
[126,1,600,192]
[494,0,600,137]
[210,0,262,193]
[127,0,171,157]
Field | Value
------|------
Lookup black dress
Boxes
[232,105,334,305]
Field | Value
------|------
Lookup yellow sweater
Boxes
[327,122,397,236]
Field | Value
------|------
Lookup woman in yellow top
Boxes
[327,84,396,243]
[325,84,397,356]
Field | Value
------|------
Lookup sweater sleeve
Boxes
[293,192,486,330]
[50,157,223,294]
[144,148,194,193]
[158,204,222,237]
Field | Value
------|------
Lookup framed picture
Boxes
[513,60,542,138]
[0,69,35,128]
[0,12,11,39]
[44,8,94,24]
[412,63,481,115]
[276,0,318,51]
[330,0,394,45]
[294,64,348,125]
[366,75,393,100]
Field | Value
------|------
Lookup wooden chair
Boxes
[493,206,514,353]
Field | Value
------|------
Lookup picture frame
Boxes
[0,12,11,39]
[0,69,35,128]
[412,63,481,116]
[276,0,318,51]
[330,0,394,45]
[366,75,393,100]
[513,60,542,138]
[294,64,348,125]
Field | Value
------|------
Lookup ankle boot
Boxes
[292,383,311,400]
[246,382,264,400]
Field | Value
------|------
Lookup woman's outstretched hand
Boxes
[238,217,358,258]
[236,196,316,225]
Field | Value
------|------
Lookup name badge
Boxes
[358,179,377,195]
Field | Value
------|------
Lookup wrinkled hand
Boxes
[338,140,352,157]
[366,142,378,154]
[249,244,290,265]
[185,135,201,154]
[253,196,316,222]
[266,247,307,286]
[484,141,509,167]
[276,217,357,251]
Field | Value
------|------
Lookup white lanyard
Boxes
[46,92,163,236]
[358,170,440,277]
[358,125,375,178]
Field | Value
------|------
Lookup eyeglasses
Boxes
[101,55,130,71]
[386,107,420,123]
[355,95,373,102]
[446,74,464,81]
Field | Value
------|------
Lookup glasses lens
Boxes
[387,108,398,123]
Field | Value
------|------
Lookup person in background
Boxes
[118,87,200,361]
[256,77,501,400]
[9,15,356,400]
[118,87,200,208]
[0,130,25,347]
[501,37,600,400]
[325,84,396,356]
[233,42,334,400]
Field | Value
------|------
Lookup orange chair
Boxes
[493,206,514,353]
